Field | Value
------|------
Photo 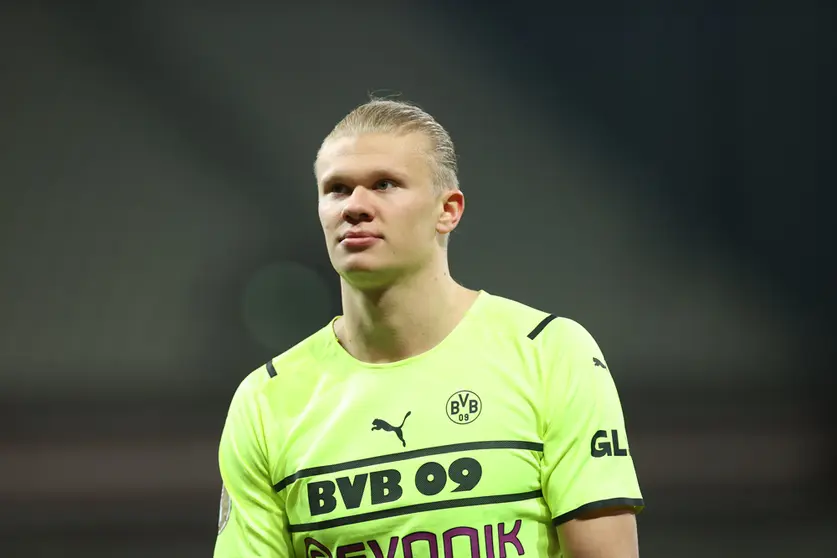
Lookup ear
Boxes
[436,189,465,236]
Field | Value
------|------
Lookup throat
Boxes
[336,282,479,364]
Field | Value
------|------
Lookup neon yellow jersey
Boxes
[214,291,643,558]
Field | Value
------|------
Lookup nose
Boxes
[341,187,374,223]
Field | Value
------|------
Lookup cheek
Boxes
[317,202,336,228]
[419,201,442,231]
[400,206,439,241]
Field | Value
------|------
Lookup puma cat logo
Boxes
[371,411,411,447]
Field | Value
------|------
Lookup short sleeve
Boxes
[537,318,644,525]
[214,374,293,558]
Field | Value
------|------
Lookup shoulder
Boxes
[228,320,335,407]
[479,292,602,369]
[480,292,591,344]
[478,292,552,335]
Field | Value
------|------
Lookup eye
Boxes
[374,179,396,191]
[328,183,350,195]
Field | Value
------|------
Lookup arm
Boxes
[537,318,643,557]
[214,374,293,558]
[557,508,638,558]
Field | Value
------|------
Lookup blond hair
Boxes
[317,98,459,194]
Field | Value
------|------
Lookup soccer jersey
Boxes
[214,291,643,558]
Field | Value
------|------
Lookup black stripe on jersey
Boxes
[287,489,544,532]
[551,497,645,525]
[266,360,278,378]
[274,440,544,493]
[527,314,557,340]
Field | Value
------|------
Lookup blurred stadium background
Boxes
[1,1,834,556]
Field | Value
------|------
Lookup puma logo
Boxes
[593,357,608,370]
[371,411,411,447]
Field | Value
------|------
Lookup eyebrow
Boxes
[321,169,408,186]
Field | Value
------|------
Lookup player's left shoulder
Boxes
[531,314,598,347]
[478,291,553,336]
[480,292,587,341]
[482,292,603,361]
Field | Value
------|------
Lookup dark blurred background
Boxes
[1,1,835,556]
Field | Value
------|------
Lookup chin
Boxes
[334,256,377,275]
[335,259,400,289]
[334,252,381,273]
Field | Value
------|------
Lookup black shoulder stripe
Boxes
[266,359,278,378]
[527,314,557,340]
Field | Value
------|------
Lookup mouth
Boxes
[340,231,381,241]
[339,231,382,248]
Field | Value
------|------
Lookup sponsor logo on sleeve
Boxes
[590,429,630,457]
[217,483,231,535]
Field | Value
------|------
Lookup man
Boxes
[214,99,644,558]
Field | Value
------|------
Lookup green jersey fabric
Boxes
[214,291,643,558]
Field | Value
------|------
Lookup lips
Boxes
[339,230,382,249]
[340,231,381,241]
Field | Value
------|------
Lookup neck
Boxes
[335,261,478,364]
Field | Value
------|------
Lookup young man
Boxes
[214,99,643,558]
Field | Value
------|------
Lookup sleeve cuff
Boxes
[552,497,645,525]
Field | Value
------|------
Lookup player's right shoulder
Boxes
[231,320,335,401]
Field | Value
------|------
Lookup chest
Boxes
[270,352,548,538]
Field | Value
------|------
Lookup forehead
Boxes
[316,132,432,184]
